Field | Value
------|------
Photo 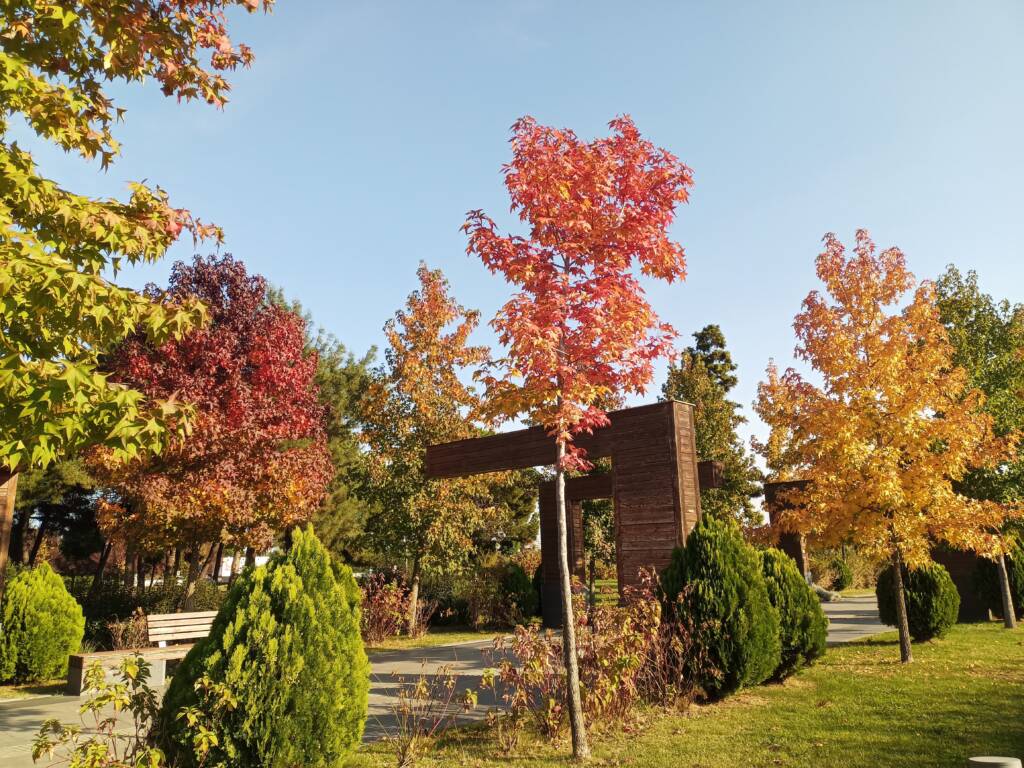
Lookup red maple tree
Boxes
[93,255,332,585]
[464,115,693,757]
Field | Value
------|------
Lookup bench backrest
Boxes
[147,611,218,645]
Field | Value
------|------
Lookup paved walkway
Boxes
[0,596,885,766]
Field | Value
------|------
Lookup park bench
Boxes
[66,610,218,695]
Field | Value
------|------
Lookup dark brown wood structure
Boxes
[426,400,717,627]
[763,480,811,579]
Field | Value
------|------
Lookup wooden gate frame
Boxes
[426,400,721,627]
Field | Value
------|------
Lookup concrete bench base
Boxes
[67,645,194,696]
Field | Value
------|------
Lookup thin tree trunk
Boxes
[996,550,1017,630]
[12,508,31,565]
[89,542,113,600]
[212,541,224,584]
[407,555,422,636]
[245,546,256,569]
[27,509,52,565]
[136,554,146,592]
[228,547,241,584]
[588,553,597,614]
[179,545,212,611]
[0,470,19,602]
[891,547,913,664]
[172,547,181,581]
[556,442,590,759]
[123,545,135,588]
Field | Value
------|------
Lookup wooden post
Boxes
[0,470,19,601]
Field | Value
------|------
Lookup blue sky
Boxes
[20,0,1024,452]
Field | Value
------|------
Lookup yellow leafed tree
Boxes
[755,230,1011,662]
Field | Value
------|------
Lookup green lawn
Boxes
[365,627,501,652]
[352,622,1024,767]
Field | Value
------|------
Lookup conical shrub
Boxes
[662,516,781,698]
[161,526,369,767]
[0,563,84,682]
[760,548,827,678]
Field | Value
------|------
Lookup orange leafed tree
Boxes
[755,230,1009,662]
[464,115,693,757]
[359,264,492,634]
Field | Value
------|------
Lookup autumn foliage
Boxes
[93,255,332,552]
[755,231,1012,658]
[464,115,693,469]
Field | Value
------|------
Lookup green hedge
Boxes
[830,556,853,591]
[760,548,828,678]
[161,527,369,767]
[0,563,84,682]
[877,560,959,642]
[662,516,781,698]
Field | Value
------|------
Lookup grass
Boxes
[839,587,876,598]
[365,627,502,652]
[0,679,64,700]
[351,622,1024,767]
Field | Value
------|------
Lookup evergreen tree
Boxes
[663,326,761,526]
[162,527,368,767]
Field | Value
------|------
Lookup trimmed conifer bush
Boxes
[972,541,1024,621]
[877,560,960,642]
[830,556,853,591]
[661,516,781,698]
[161,527,369,767]
[0,563,84,682]
[502,562,539,621]
[760,548,828,678]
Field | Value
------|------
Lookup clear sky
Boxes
[20,0,1024,452]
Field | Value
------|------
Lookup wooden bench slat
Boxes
[148,621,216,632]
[146,614,218,626]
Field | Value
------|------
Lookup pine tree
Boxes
[663,326,761,526]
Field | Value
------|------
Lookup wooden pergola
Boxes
[426,400,722,626]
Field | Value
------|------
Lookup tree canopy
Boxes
[1,0,271,473]
[663,325,761,526]
[91,254,332,554]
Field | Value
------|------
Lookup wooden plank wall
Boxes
[612,402,700,591]
[538,482,587,627]
[763,480,811,578]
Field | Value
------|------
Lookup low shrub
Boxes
[760,549,828,678]
[464,559,539,629]
[877,560,960,641]
[0,563,85,682]
[32,655,164,768]
[830,556,853,591]
[973,541,1024,621]
[661,516,781,698]
[360,573,411,643]
[161,527,369,768]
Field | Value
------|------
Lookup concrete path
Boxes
[821,595,888,645]
[0,596,884,766]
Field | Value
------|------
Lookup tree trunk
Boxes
[556,442,590,759]
[587,553,597,614]
[212,541,224,584]
[890,547,913,664]
[228,547,241,584]
[245,546,256,569]
[407,555,422,636]
[89,542,113,600]
[0,471,19,602]
[179,545,211,611]
[122,545,135,588]
[12,508,31,565]
[996,550,1017,630]
[172,547,181,581]
[27,509,52,566]
[136,554,146,592]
